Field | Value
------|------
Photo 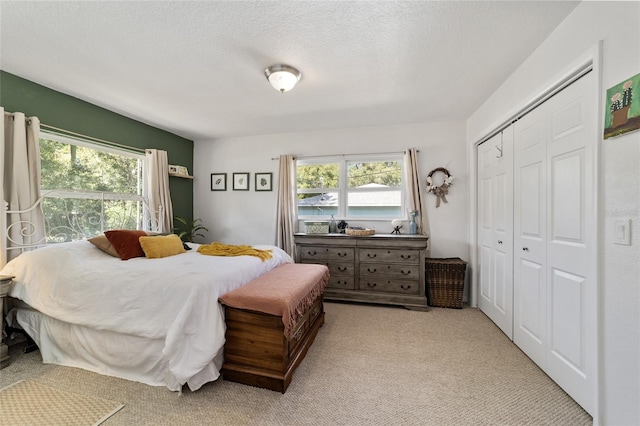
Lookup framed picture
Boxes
[604,72,640,139]
[210,173,226,191]
[255,172,273,191]
[232,172,250,191]
[169,165,189,176]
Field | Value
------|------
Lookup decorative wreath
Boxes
[427,167,453,208]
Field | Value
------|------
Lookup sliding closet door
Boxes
[543,72,596,413]
[514,72,596,414]
[513,104,547,368]
[478,128,513,338]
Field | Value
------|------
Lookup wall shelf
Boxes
[169,172,194,179]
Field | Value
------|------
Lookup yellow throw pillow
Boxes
[139,234,186,259]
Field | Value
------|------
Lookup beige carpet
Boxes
[0,379,124,426]
[0,302,592,425]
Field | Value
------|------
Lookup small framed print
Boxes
[255,172,273,191]
[232,172,250,191]
[170,165,189,176]
[211,173,226,191]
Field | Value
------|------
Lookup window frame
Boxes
[38,131,147,240]
[296,153,405,220]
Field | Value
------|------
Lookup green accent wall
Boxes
[0,71,193,224]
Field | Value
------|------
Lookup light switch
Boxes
[614,219,631,246]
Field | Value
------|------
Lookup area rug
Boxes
[0,380,124,425]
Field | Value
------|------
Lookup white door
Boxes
[514,72,596,414]
[514,104,548,368]
[543,72,596,414]
[478,128,514,338]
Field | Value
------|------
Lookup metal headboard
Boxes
[1,190,161,267]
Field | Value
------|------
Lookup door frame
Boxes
[468,42,602,423]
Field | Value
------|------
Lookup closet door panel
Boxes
[551,150,585,245]
[545,73,595,414]
[493,250,508,314]
[550,268,585,369]
[479,155,494,303]
[477,130,513,338]
[479,245,492,301]
[517,258,546,364]
[514,107,546,367]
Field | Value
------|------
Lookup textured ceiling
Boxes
[0,1,579,141]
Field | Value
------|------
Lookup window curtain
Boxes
[145,149,173,233]
[275,154,296,257]
[2,109,46,263]
[404,148,430,238]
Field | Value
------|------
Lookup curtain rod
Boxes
[40,123,146,154]
[270,149,417,160]
[5,111,145,154]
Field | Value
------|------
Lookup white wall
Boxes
[193,121,468,261]
[467,2,640,424]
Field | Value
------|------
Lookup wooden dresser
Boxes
[294,233,429,310]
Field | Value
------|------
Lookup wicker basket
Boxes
[425,258,467,309]
[345,227,375,236]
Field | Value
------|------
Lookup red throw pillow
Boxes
[104,230,148,260]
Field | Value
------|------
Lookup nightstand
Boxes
[0,275,13,369]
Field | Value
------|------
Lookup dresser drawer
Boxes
[328,276,355,290]
[298,260,354,277]
[328,262,355,276]
[300,246,355,261]
[359,263,420,280]
[358,248,420,264]
[359,279,420,295]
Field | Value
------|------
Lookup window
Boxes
[39,132,145,242]
[297,154,404,219]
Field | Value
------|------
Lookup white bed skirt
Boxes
[14,308,224,391]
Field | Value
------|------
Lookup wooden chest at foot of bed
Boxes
[219,263,329,393]
[222,295,325,393]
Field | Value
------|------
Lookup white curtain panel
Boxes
[404,148,430,238]
[145,149,173,233]
[275,154,296,257]
[2,109,46,262]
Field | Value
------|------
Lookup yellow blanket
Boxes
[197,242,273,262]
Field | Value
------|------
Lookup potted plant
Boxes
[174,216,208,243]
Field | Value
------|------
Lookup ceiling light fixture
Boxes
[264,64,301,93]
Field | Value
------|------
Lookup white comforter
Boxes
[1,240,292,390]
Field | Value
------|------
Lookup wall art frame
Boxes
[604,72,640,139]
[255,172,273,191]
[232,172,250,191]
[211,173,227,191]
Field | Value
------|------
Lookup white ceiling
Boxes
[0,1,579,142]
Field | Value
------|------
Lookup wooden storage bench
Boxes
[218,263,329,393]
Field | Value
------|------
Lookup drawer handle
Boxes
[498,240,503,244]
[338,266,347,272]
[312,306,320,317]
[401,284,412,290]
[366,282,377,288]
[367,268,377,273]
[338,252,348,257]
[522,247,529,252]
[307,250,317,256]
[293,327,304,342]
[401,270,411,275]
[367,253,377,258]
[338,280,347,285]
[400,254,412,259]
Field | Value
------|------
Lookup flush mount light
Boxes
[264,64,302,93]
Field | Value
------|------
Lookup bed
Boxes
[0,195,293,392]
